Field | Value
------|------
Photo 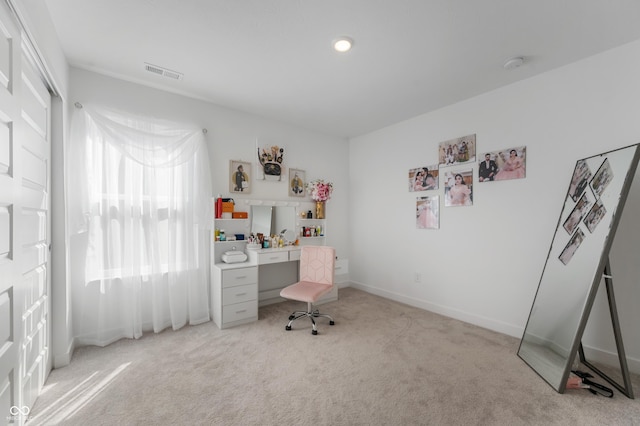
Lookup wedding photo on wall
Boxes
[477,146,526,182]
[408,165,439,192]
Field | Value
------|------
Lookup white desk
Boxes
[211,246,337,329]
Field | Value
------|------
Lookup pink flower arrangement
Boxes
[306,179,333,201]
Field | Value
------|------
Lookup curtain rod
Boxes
[74,101,207,133]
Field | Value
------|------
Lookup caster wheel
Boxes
[330,321,335,326]
[285,325,291,331]
[312,330,318,335]
[288,315,295,320]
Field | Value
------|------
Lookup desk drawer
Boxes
[257,251,289,265]
[222,267,257,288]
[223,299,258,323]
[289,249,301,261]
[223,283,257,305]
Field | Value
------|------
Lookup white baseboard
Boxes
[349,281,523,338]
[347,281,640,375]
[53,338,75,368]
[581,343,640,375]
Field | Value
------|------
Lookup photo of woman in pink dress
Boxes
[494,148,526,181]
[444,171,472,207]
[416,196,439,229]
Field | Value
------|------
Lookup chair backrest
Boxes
[299,245,335,286]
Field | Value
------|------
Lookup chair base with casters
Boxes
[285,301,335,335]
[279,245,336,335]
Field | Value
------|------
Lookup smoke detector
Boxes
[144,63,184,80]
[503,56,525,70]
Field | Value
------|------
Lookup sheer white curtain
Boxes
[67,104,211,346]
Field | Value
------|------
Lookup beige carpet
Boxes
[28,288,640,425]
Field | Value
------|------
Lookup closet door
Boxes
[0,1,51,421]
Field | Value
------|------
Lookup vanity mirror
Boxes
[250,205,297,241]
[518,144,640,396]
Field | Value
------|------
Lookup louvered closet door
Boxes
[0,1,52,422]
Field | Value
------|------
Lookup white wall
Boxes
[23,0,640,374]
[349,39,640,371]
[68,70,349,255]
[67,66,351,328]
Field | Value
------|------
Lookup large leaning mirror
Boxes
[518,143,640,394]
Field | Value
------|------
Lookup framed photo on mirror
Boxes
[568,159,592,201]
[562,193,592,235]
[584,199,607,233]
[590,158,614,198]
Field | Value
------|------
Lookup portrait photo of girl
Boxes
[444,170,473,207]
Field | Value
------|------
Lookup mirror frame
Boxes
[518,143,640,393]
[244,199,301,241]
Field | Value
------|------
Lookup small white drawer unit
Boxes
[211,265,258,329]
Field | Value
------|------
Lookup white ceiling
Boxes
[44,0,640,138]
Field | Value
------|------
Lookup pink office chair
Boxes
[280,245,336,335]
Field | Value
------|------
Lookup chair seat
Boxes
[280,281,332,304]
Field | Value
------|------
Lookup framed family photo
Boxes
[289,168,306,197]
[229,160,251,194]
[438,134,476,166]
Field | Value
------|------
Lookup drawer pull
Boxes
[235,292,247,296]
[269,256,279,260]
[236,309,247,314]
[235,276,246,280]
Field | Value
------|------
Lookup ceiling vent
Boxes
[144,63,183,81]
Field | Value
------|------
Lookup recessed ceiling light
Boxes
[503,56,525,70]
[333,37,353,53]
